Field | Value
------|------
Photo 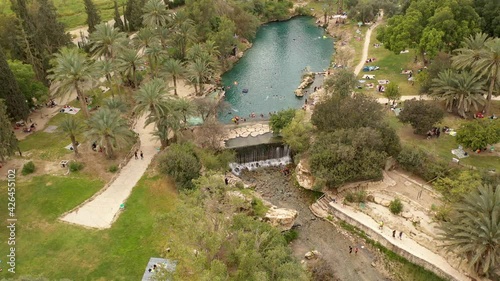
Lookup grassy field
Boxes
[0,174,177,279]
[357,28,420,97]
[385,102,500,173]
[0,0,126,30]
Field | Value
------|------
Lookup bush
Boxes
[398,99,444,135]
[21,161,35,175]
[108,165,118,173]
[270,109,296,134]
[389,198,403,215]
[283,229,299,243]
[397,146,451,181]
[251,197,269,217]
[197,149,235,172]
[69,161,84,172]
[345,190,367,203]
[159,143,201,190]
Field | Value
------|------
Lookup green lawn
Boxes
[0,174,177,279]
[357,26,420,97]
[386,111,500,173]
[1,0,127,30]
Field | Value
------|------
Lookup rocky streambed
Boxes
[240,168,392,281]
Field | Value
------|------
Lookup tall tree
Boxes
[142,0,170,28]
[59,116,82,156]
[8,59,48,109]
[439,185,500,277]
[116,48,144,88]
[431,69,486,118]
[89,23,126,61]
[48,47,99,118]
[0,99,20,162]
[86,108,135,158]
[186,57,213,95]
[113,0,125,31]
[162,58,184,96]
[0,49,29,121]
[84,0,102,34]
[124,0,145,31]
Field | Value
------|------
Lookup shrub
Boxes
[345,190,367,203]
[108,165,118,173]
[269,109,296,134]
[21,161,35,175]
[159,143,201,190]
[398,99,444,135]
[197,149,235,172]
[283,229,299,243]
[251,197,269,217]
[397,146,452,181]
[69,161,84,172]
[389,198,403,215]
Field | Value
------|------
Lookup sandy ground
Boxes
[354,11,383,76]
[241,168,392,281]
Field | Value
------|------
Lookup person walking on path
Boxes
[349,246,352,254]
[355,247,358,254]
[392,230,396,238]
[140,151,144,160]
[379,221,384,231]
[399,231,403,239]
[134,150,138,159]
[224,177,229,185]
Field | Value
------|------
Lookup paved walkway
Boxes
[60,114,159,228]
[328,202,469,281]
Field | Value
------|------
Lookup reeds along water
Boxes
[229,143,292,176]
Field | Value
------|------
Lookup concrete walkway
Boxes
[328,202,469,281]
[60,114,159,229]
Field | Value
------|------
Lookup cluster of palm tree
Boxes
[48,0,228,157]
[438,185,500,278]
[431,33,500,118]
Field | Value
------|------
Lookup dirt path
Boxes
[241,169,391,281]
[354,11,383,76]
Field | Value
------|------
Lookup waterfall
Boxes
[229,143,292,176]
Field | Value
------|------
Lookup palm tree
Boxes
[116,48,144,88]
[187,57,213,95]
[88,22,127,61]
[171,19,196,60]
[104,97,128,113]
[155,26,170,48]
[134,78,178,148]
[162,58,184,96]
[438,185,500,277]
[59,116,82,156]
[173,98,196,125]
[142,0,170,28]
[133,27,158,50]
[151,110,182,148]
[475,38,500,114]
[431,70,486,118]
[453,34,500,114]
[134,78,174,119]
[86,108,135,158]
[144,43,166,77]
[48,47,98,118]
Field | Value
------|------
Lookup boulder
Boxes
[295,160,315,190]
[401,211,413,219]
[264,207,298,231]
[304,250,321,260]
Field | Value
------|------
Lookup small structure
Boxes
[142,257,176,281]
[60,160,69,168]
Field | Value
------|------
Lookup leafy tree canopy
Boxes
[398,99,444,134]
[281,110,313,154]
[456,119,500,150]
[0,99,20,162]
[7,60,48,108]
[159,142,201,190]
[269,109,296,134]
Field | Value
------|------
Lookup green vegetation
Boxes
[396,145,451,181]
[438,185,500,277]
[0,49,29,121]
[281,110,313,154]
[345,190,367,203]
[108,164,118,172]
[433,170,482,202]
[69,160,84,172]
[21,160,36,175]
[456,119,500,150]
[398,99,444,135]
[158,143,201,190]
[270,108,296,134]
[0,99,20,162]
[389,198,403,215]
[7,60,48,109]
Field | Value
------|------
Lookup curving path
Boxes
[61,114,159,228]
[354,11,383,76]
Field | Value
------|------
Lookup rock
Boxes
[401,211,413,219]
[371,262,376,267]
[264,207,298,231]
[295,159,315,190]
[304,250,321,260]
